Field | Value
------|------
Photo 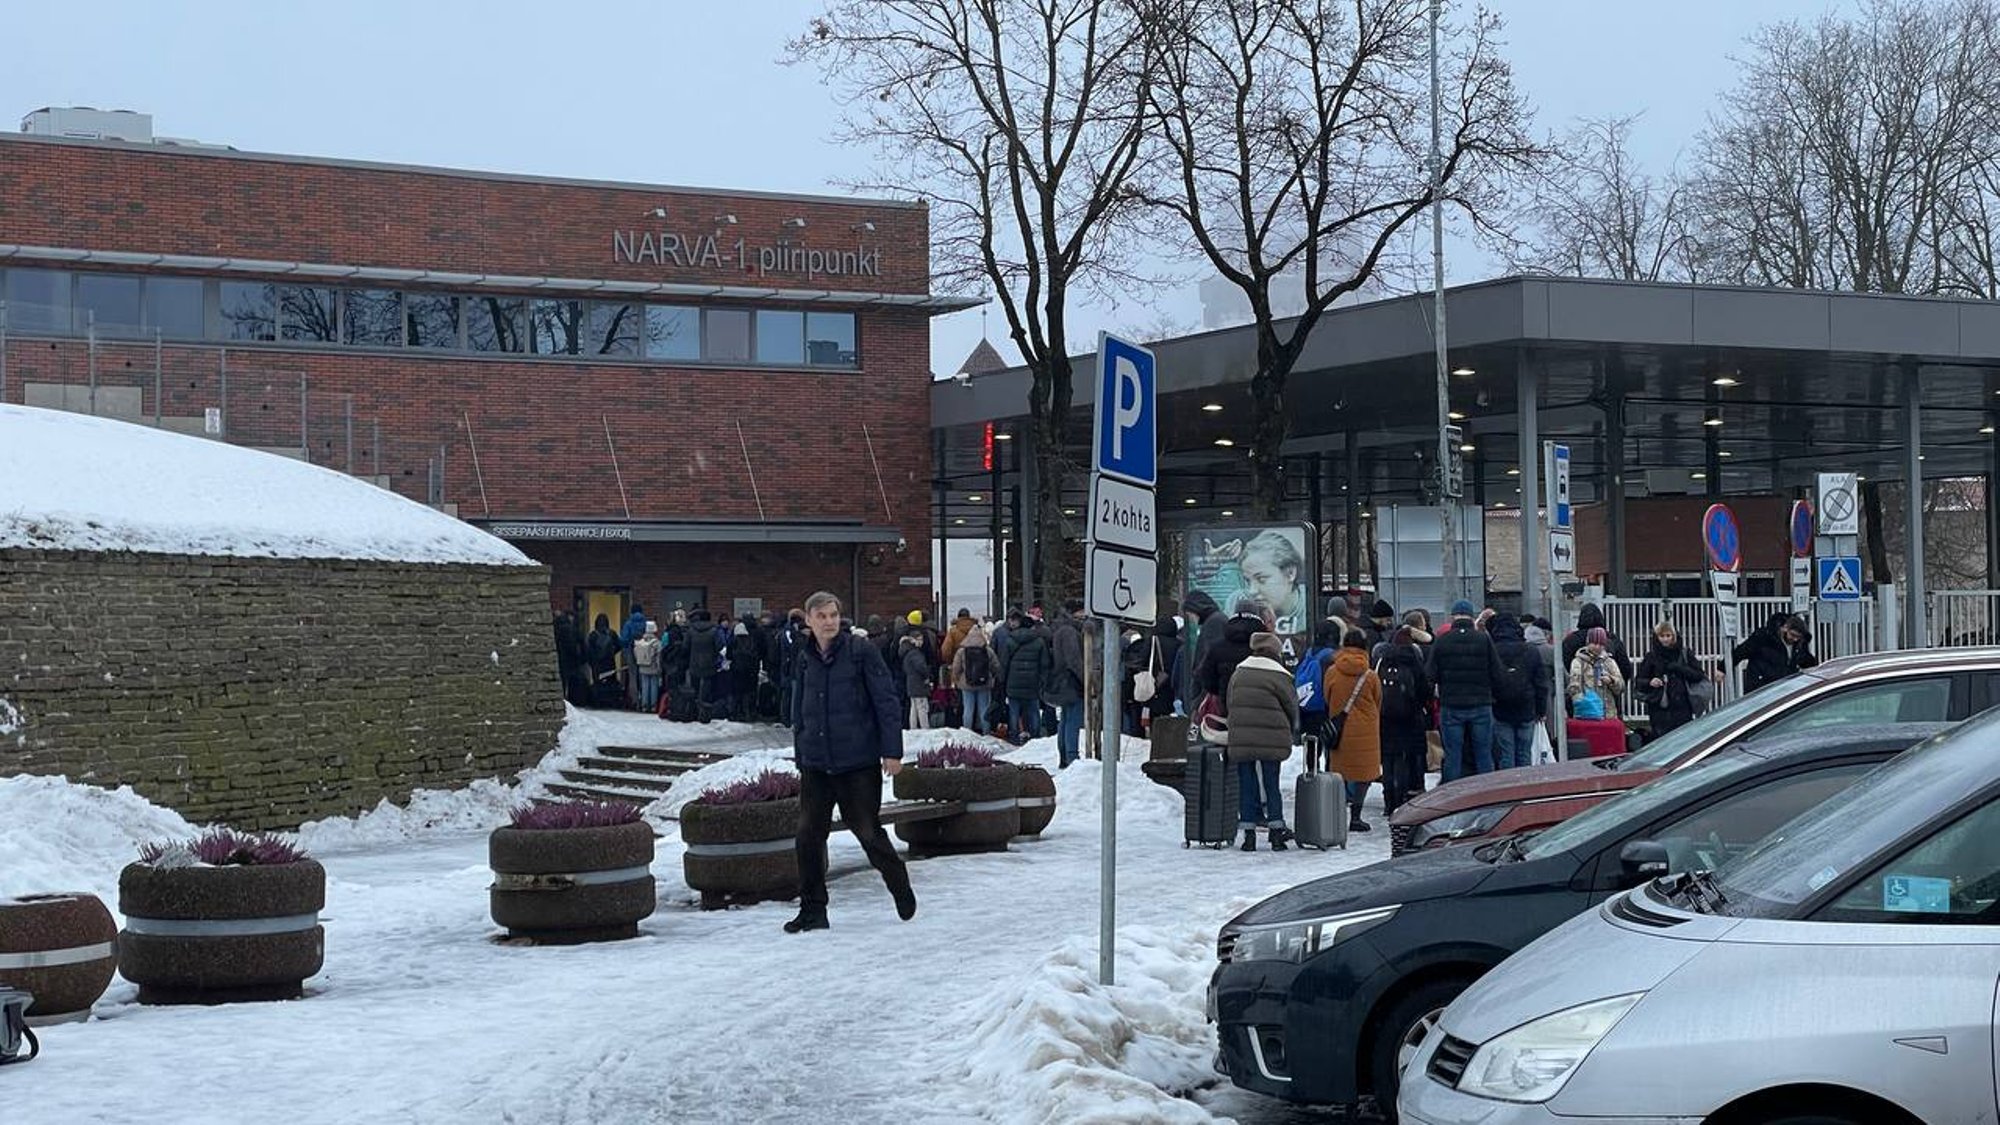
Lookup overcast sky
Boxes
[3,0,1841,377]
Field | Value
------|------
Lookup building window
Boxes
[408,293,463,349]
[219,281,277,341]
[464,295,523,352]
[278,285,338,342]
[806,311,858,367]
[528,299,582,355]
[344,290,403,347]
[3,268,73,334]
[643,305,700,360]
[145,277,205,340]
[706,308,752,363]
[755,309,805,365]
[586,302,640,357]
[75,273,145,336]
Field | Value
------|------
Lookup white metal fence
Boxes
[1595,596,1878,716]
[1931,591,2000,647]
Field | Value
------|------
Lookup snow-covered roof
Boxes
[0,405,535,566]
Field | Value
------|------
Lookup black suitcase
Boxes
[1182,743,1239,848]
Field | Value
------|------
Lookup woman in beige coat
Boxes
[1226,632,1299,851]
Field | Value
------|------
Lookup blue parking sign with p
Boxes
[1095,333,1157,486]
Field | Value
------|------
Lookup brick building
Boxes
[0,116,969,627]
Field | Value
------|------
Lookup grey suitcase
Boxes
[1182,743,1239,847]
[1293,735,1347,850]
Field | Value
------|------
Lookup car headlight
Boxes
[1408,804,1514,849]
[1456,992,1644,1103]
[1220,906,1397,964]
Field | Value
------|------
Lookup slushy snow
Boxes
[4,715,1389,1124]
[0,403,532,565]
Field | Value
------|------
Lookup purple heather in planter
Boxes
[689,770,802,807]
[916,744,999,770]
[139,829,309,867]
[508,800,645,831]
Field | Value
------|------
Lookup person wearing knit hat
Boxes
[1425,600,1505,780]
[1567,627,1626,719]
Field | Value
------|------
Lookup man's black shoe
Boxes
[893,886,918,921]
[783,911,829,933]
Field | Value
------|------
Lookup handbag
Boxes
[0,987,37,1066]
[1688,674,1716,716]
[1194,692,1228,745]
[1133,638,1159,704]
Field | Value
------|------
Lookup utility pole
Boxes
[1429,0,1458,607]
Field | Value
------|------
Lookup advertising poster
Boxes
[1184,523,1318,663]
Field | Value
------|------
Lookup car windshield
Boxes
[1522,749,1767,861]
[1711,720,1989,917]
[1615,674,1822,771]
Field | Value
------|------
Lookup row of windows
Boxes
[0,267,862,368]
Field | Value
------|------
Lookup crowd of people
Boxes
[547,589,1824,855]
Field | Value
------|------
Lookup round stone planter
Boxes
[892,766,1023,855]
[0,893,118,1024]
[681,797,802,911]
[1015,766,1057,837]
[118,861,326,1006]
[489,821,655,944]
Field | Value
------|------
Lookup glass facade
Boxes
[0,266,860,369]
[76,273,144,336]
[220,281,276,341]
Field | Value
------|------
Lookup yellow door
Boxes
[581,589,629,666]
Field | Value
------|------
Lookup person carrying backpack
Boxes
[632,620,664,713]
[1376,625,1435,816]
[1487,615,1548,769]
[1293,619,1345,743]
[951,625,997,734]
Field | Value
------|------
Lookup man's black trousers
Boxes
[796,766,911,911]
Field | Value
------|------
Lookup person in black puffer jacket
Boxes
[1487,614,1550,770]
[999,618,1052,743]
[1639,620,1710,736]
[1194,594,1268,716]
[1426,601,1507,781]
[685,609,720,721]
[1180,589,1227,712]
[1375,625,1435,816]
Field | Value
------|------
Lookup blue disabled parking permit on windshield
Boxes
[1883,874,1952,913]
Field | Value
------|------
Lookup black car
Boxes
[1208,723,1952,1120]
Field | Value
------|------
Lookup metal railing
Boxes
[1596,595,1878,715]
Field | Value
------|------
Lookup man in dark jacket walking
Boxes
[1487,615,1549,769]
[787,590,915,933]
[1427,600,1508,780]
[1734,613,1819,692]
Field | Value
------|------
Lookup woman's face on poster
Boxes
[1240,556,1297,617]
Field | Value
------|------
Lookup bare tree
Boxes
[1510,115,1697,282]
[1140,0,1538,517]
[792,1,1158,601]
[1685,0,2000,582]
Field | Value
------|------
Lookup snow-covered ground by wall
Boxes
[0,404,532,565]
[5,713,1390,1124]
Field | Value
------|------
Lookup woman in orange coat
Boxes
[1321,629,1384,834]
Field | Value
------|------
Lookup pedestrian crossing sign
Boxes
[1817,556,1862,602]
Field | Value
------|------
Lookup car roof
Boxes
[1810,647,2000,679]
[1729,722,1956,763]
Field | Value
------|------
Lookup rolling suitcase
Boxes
[1182,743,1239,848]
[1293,735,1347,850]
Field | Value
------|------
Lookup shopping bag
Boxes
[1531,722,1555,765]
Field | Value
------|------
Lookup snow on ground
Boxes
[0,403,531,565]
[0,775,197,906]
[10,716,1393,1125]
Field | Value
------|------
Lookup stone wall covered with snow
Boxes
[0,548,564,828]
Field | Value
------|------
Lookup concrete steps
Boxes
[541,745,735,808]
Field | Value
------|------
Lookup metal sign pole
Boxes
[1099,617,1120,986]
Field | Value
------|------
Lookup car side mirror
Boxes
[1618,840,1672,888]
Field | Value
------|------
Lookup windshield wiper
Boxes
[1683,869,1730,914]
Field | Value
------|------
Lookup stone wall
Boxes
[0,549,564,830]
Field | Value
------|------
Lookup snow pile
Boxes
[0,775,198,905]
[296,778,523,854]
[650,747,799,819]
[941,926,1228,1124]
[0,696,20,737]
[0,404,532,565]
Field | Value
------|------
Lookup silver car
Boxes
[1402,714,2000,1125]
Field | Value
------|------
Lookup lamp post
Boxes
[1429,0,1457,606]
